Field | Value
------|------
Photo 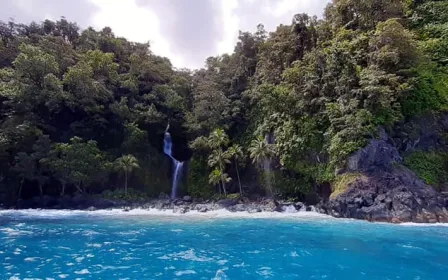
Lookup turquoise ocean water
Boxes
[1,209,447,279]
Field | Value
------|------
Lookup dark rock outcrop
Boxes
[325,132,448,223]
[327,167,448,223]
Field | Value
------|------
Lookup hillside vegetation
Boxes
[0,0,447,203]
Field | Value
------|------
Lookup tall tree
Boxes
[115,154,140,196]
[228,144,244,196]
[249,136,276,197]
[207,149,231,196]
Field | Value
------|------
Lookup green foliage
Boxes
[248,136,276,166]
[401,65,448,116]
[98,188,150,202]
[47,137,110,193]
[274,172,314,199]
[187,156,214,198]
[1,1,448,203]
[115,154,140,194]
[404,151,448,189]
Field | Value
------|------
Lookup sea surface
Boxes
[0,209,447,279]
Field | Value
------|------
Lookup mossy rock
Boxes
[330,173,366,199]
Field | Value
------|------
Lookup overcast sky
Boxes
[1,0,330,69]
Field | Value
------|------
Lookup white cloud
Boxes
[15,0,34,15]
[216,0,239,55]
[88,0,186,68]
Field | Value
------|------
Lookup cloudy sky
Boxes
[1,0,330,69]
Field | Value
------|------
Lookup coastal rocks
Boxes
[173,206,189,214]
[158,193,170,200]
[217,199,238,207]
[328,166,448,222]
[325,132,448,223]
[345,130,403,173]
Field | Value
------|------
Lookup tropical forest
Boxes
[0,0,447,222]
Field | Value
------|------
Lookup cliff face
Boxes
[323,123,448,223]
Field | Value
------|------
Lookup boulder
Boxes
[91,198,116,209]
[345,131,402,173]
[158,192,170,200]
[173,206,189,214]
[217,199,238,208]
[228,204,247,212]
[327,167,448,223]
[325,131,448,223]
[182,196,192,203]
[58,195,74,209]
[16,199,33,209]
[72,194,88,208]
[294,202,306,211]
[248,207,262,213]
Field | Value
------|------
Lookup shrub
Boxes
[98,188,150,202]
[404,151,448,189]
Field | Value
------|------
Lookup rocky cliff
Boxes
[322,129,448,223]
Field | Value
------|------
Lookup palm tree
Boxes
[209,169,231,195]
[248,136,276,197]
[228,144,244,197]
[115,154,140,196]
[208,128,229,149]
[248,136,276,165]
[209,169,222,194]
[208,149,231,196]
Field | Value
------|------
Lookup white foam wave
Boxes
[174,270,196,276]
[1,209,448,226]
[0,208,331,220]
[74,268,90,275]
[0,227,33,236]
[399,222,448,227]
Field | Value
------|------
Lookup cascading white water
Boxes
[281,205,298,213]
[163,131,184,199]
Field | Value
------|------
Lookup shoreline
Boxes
[1,208,448,227]
[7,194,448,224]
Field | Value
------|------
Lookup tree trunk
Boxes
[218,181,222,195]
[38,182,43,197]
[18,178,24,198]
[60,182,66,197]
[219,164,227,197]
[124,170,128,196]
[235,159,243,197]
[75,181,83,193]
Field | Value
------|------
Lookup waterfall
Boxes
[163,131,184,199]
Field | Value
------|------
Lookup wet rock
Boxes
[16,199,33,209]
[72,194,88,208]
[217,199,238,208]
[195,204,209,213]
[327,167,448,223]
[173,206,189,214]
[248,208,262,213]
[183,196,192,203]
[294,202,306,211]
[158,192,170,200]
[91,199,116,209]
[325,131,448,223]
[228,204,247,212]
[87,206,96,211]
[173,199,184,206]
[346,129,403,173]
